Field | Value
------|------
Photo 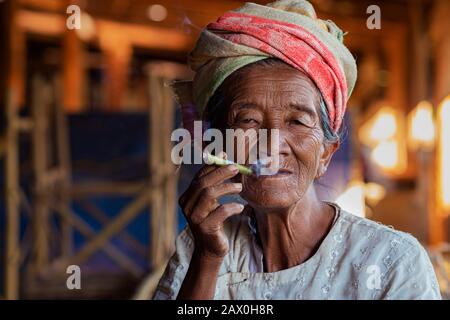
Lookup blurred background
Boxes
[1,0,450,300]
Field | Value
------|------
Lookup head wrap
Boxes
[174,0,357,133]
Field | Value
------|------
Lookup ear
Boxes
[316,140,340,179]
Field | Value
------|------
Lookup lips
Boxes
[251,166,294,179]
[276,168,293,175]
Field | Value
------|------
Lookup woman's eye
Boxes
[290,119,310,127]
[238,118,259,125]
[289,116,315,128]
[290,119,304,125]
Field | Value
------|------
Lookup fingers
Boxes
[180,164,240,214]
[197,151,227,179]
[196,164,217,180]
[178,165,214,208]
[189,183,243,224]
[195,165,239,189]
[199,203,245,232]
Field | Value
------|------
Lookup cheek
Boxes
[237,129,325,208]
[287,129,323,177]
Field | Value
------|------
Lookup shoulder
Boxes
[337,208,424,265]
[339,208,419,248]
[336,208,441,299]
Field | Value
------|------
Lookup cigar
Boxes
[202,152,253,175]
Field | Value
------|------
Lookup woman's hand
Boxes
[179,164,244,259]
[177,163,244,300]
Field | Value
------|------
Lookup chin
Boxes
[242,192,301,211]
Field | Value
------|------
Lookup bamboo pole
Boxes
[70,181,148,197]
[162,77,177,258]
[147,62,185,270]
[31,75,51,273]
[49,202,143,277]
[430,0,450,244]
[149,72,165,269]
[76,199,147,258]
[3,0,22,300]
[62,26,84,113]
[66,190,151,267]
[5,89,20,300]
[53,75,73,257]
[98,25,131,111]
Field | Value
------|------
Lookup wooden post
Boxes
[62,28,84,113]
[149,70,165,269]
[5,90,21,300]
[410,0,430,107]
[3,0,22,300]
[410,0,434,245]
[430,0,450,244]
[31,75,51,273]
[98,23,132,111]
[161,75,178,259]
[147,63,183,270]
[53,75,74,257]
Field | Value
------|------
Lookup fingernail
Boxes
[234,183,243,191]
[236,203,245,210]
[230,165,239,173]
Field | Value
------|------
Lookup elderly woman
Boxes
[153,0,441,300]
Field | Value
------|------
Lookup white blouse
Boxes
[153,204,441,300]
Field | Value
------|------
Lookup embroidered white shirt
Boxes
[153,204,441,300]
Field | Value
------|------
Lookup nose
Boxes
[260,128,291,159]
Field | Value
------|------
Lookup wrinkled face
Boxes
[221,63,338,210]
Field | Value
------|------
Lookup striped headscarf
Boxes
[174,0,357,133]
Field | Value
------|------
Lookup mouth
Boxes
[252,167,294,179]
[276,168,293,175]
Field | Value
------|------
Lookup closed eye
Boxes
[241,118,259,124]
[290,119,304,125]
[289,118,314,127]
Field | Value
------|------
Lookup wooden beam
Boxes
[50,202,144,277]
[76,199,147,259]
[17,9,65,37]
[70,181,148,197]
[97,19,193,52]
[20,0,66,12]
[17,9,193,52]
[66,190,150,266]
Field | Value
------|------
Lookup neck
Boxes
[253,186,335,272]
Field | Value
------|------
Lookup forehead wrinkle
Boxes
[229,81,319,103]
[224,65,321,115]
[230,89,318,113]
